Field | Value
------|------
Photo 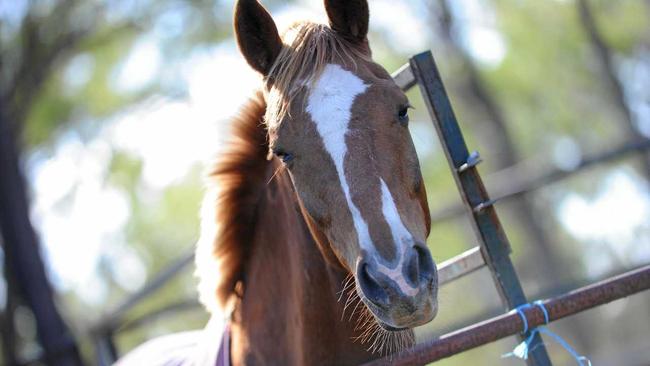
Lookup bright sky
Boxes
[447,0,506,68]
[24,0,648,306]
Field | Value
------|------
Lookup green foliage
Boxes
[593,0,649,52]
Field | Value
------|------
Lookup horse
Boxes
[118,0,438,365]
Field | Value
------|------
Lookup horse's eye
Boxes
[273,149,294,164]
[398,105,410,125]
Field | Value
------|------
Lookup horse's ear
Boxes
[324,0,369,43]
[234,0,282,75]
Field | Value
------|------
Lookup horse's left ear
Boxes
[324,0,369,43]
[234,0,283,75]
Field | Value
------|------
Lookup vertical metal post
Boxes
[410,51,552,366]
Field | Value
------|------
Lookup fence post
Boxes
[409,51,553,366]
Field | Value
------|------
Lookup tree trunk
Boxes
[0,101,84,365]
[0,259,19,366]
[577,0,650,184]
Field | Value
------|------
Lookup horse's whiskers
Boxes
[348,297,362,322]
[266,164,286,186]
[361,320,414,356]
[341,293,357,321]
[337,275,354,303]
[338,274,415,356]
[354,312,373,333]
[355,321,376,342]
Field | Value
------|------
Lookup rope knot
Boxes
[502,300,591,366]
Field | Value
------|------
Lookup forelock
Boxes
[263,21,370,133]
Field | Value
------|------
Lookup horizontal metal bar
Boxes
[438,246,485,286]
[391,63,416,91]
[422,263,650,342]
[361,264,650,366]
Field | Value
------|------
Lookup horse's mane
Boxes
[195,90,268,313]
[196,21,369,313]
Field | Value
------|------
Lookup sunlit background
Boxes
[1,0,649,365]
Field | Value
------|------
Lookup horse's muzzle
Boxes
[355,243,438,329]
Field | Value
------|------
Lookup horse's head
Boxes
[234,0,438,331]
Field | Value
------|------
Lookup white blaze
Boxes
[306,64,419,296]
[306,64,372,250]
[376,178,418,296]
[379,178,411,250]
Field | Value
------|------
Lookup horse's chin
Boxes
[359,292,438,331]
[371,310,433,332]
[376,320,410,332]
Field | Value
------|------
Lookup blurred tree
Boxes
[0,0,224,363]
[0,1,105,363]
[431,0,568,280]
[576,0,650,182]
[1,99,84,365]
[0,0,290,362]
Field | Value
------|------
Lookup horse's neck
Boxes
[230,164,375,366]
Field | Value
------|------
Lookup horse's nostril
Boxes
[404,247,420,287]
[414,244,436,286]
[357,262,389,307]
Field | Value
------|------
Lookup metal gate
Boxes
[361,50,650,366]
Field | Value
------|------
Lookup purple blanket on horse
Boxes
[115,318,230,366]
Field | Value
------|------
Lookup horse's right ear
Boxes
[234,0,282,75]
[324,0,369,43]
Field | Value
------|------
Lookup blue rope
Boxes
[502,301,592,366]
